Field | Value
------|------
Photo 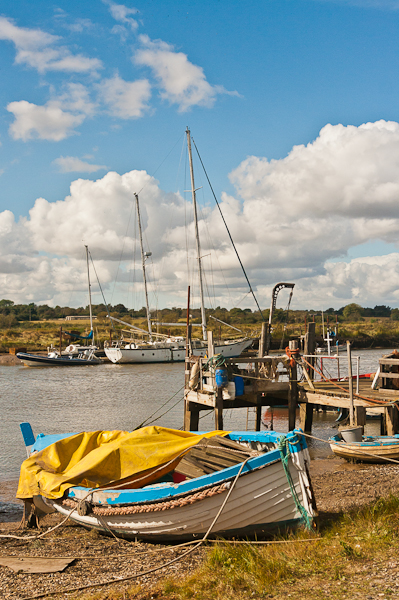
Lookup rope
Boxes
[300,356,399,407]
[62,482,230,516]
[20,457,251,600]
[203,353,226,372]
[300,431,399,465]
[191,137,265,321]
[277,434,313,531]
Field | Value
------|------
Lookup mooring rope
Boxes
[300,355,399,407]
[277,434,313,531]
[20,457,252,600]
[299,431,399,465]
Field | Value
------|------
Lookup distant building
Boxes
[65,315,98,321]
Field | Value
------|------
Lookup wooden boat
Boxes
[18,426,316,542]
[16,350,101,367]
[329,433,399,463]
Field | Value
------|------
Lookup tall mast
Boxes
[186,127,207,342]
[85,245,94,344]
[135,193,153,342]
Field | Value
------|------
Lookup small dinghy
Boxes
[16,350,101,367]
[18,425,316,542]
[330,428,399,463]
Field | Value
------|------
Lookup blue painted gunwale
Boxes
[331,434,399,446]
[66,429,306,505]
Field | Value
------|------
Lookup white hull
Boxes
[50,454,314,541]
[104,338,253,364]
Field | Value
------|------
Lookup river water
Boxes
[0,348,393,521]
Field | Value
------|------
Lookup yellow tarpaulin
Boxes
[17,426,229,500]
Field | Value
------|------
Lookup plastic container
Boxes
[222,381,236,400]
[234,375,244,397]
[215,367,228,388]
[341,426,363,443]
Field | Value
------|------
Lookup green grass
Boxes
[60,495,399,600]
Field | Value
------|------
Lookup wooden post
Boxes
[384,406,398,436]
[299,403,313,433]
[288,340,298,431]
[184,401,199,431]
[304,322,316,380]
[258,322,267,358]
[215,388,224,430]
[207,330,214,359]
[347,341,354,427]
[354,406,366,431]
[301,322,315,432]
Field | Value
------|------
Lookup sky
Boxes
[2,0,399,313]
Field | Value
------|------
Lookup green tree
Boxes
[391,308,399,321]
[342,303,363,321]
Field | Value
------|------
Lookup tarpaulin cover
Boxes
[64,329,93,340]
[17,426,229,500]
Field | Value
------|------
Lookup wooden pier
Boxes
[184,325,290,431]
[184,321,399,437]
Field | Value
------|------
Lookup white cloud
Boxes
[55,83,97,117]
[53,156,107,173]
[7,100,85,141]
[7,84,95,142]
[99,74,151,118]
[106,2,139,31]
[3,120,399,308]
[134,35,231,112]
[0,16,102,73]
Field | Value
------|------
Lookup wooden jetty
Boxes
[295,326,399,435]
[184,323,290,431]
[184,319,399,437]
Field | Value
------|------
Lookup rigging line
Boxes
[195,187,233,308]
[88,251,116,330]
[133,384,186,429]
[136,133,184,196]
[192,137,265,321]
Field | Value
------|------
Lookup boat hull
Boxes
[16,353,101,367]
[104,338,253,364]
[46,434,315,542]
[330,436,399,463]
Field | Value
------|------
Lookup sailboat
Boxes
[17,246,101,367]
[104,129,253,364]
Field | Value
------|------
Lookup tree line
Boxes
[0,299,397,326]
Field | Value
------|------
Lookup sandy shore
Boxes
[0,354,22,366]
[2,457,399,599]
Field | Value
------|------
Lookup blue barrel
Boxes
[234,375,244,397]
[215,367,228,388]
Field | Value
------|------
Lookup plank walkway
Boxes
[299,379,399,409]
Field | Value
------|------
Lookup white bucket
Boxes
[222,381,236,400]
[341,426,363,443]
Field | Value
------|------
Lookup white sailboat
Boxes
[104,129,253,364]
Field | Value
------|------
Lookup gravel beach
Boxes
[2,456,399,599]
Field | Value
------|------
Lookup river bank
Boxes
[2,456,399,599]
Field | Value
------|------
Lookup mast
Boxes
[85,245,94,344]
[186,127,207,342]
[135,193,153,342]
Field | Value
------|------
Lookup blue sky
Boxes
[2,0,399,311]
